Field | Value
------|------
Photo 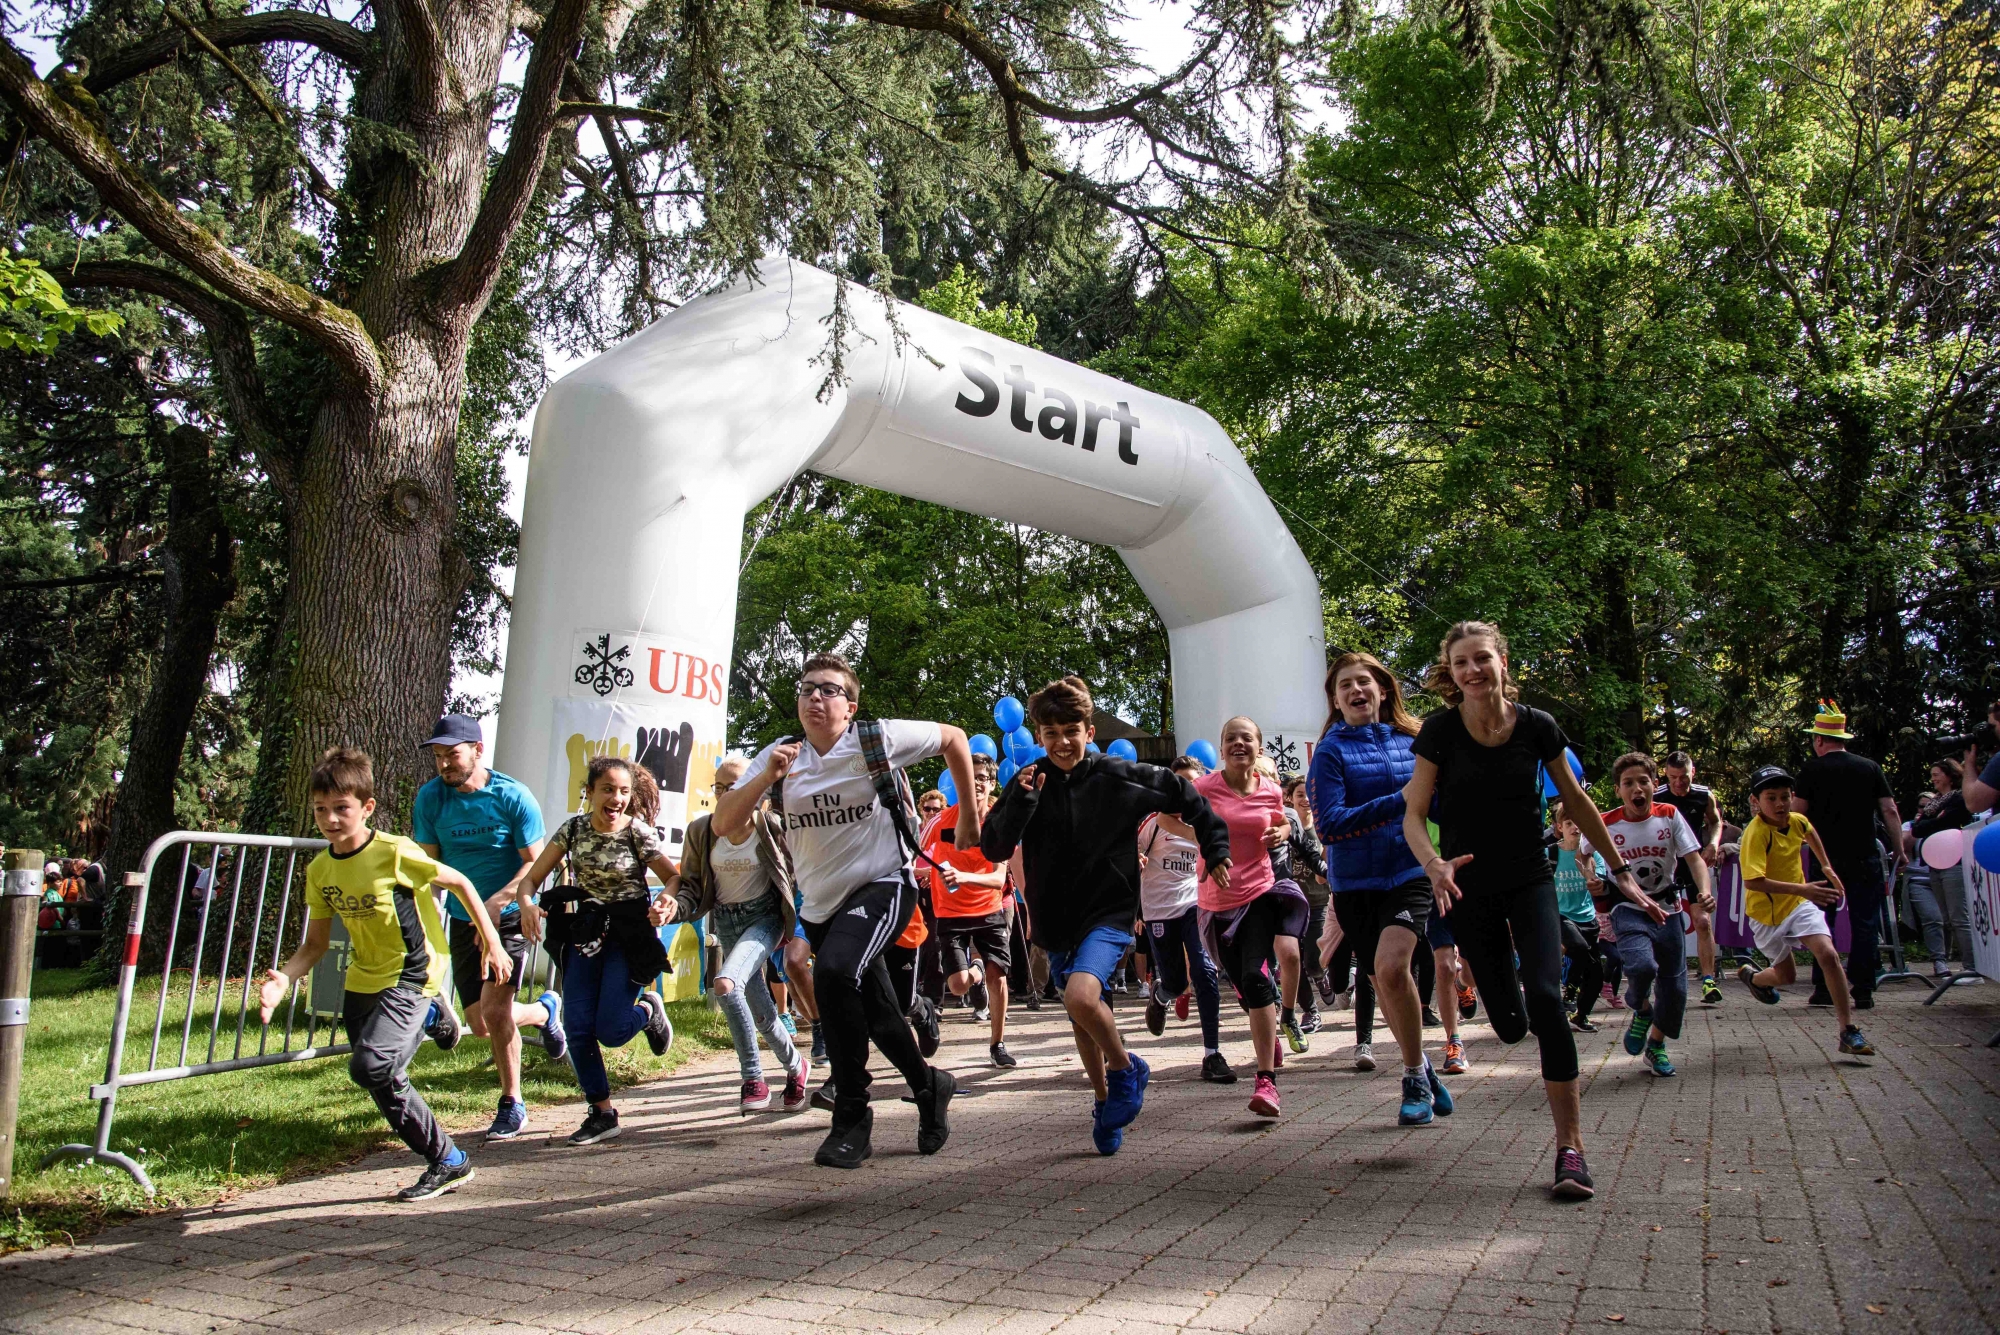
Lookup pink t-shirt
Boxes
[1193,771,1283,912]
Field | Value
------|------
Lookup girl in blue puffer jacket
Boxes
[1307,652,1453,1127]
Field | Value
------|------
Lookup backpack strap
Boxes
[766,735,797,818]
[856,718,943,872]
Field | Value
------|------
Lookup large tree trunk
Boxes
[97,423,236,970]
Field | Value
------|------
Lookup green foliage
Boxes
[0,257,123,352]
[916,265,1039,345]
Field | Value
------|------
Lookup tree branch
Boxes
[62,260,297,503]
[558,100,676,129]
[160,5,342,207]
[0,39,384,394]
[380,0,450,111]
[0,564,162,593]
[85,12,371,93]
[442,0,591,314]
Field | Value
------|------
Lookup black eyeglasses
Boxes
[797,680,852,701]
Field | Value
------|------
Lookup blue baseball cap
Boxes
[420,714,483,748]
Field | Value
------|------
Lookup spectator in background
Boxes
[1908,758,1974,976]
[1961,698,2000,815]
[1792,702,1902,1011]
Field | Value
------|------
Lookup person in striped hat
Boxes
[1791,701,1902,1011]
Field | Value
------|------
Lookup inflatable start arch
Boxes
[496,260,1326,848]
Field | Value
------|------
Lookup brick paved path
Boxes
[6,981,1997,1334]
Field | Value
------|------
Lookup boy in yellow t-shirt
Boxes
[1734,766,1877,1061]
[258,747,512,1202]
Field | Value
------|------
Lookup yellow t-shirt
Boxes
[1739,813,1812,927]
[306,832,451,996]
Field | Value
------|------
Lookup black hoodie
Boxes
[980,753,1232,952]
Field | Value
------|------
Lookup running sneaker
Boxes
[1100,1054,1149,1129]
[989,1042,1017,1068]
[782,1050,810,1111]
[1025,990,1042,1012]
[1175,992,1190,1022]
[1839,1025,1877,1059]
[740,1077,773,1113]
[1807,989,1835,1007]
[424,998,462,1051]
[1643,1042,1675,1077]
[1624,1010,1652,1057]
[1200,1052,1237,1084]
[1426,1058,1454,1115]
[639,989,673,1057]
[1602,982,1624,1010]
[1441,1038,1467,1075]
[1457,984,1477,1020]
[915,1066,954,1155]
[568,1107,621,1146]
[810,1021,827,1062]
[1551,1146,1595,1200]
[1282,1014,1309,1054]
[1701,975,1723,1005]
[537,991,568,1062]
[1299,1006,1322,1035]
[1314,970,1338,1008]
[1353,1041,1376,1072]
[1569,1012,1598,1033]
[1737,964,1781,1006]
[911,997,942,1058]
[1853,993,1875,1010]
[815,1108,872,1169]
[1248,1073,1281,1118]
[1422,1007,1442,1028]
[1398,1070,1434,1126]
[1091,1100,1123,1155]
[397,1152,474,1202]
[485,1097,526,1141]
[810,1080,837,1112]
[967,980,988,1019]
[782,1012,798,1036]
[1145,992,1167,1036]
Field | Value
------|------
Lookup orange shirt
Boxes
[926,804,1004,919]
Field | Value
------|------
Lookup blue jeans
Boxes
[562,941,649,1103]
[713,897,801,1082]
[1049,923,1134,997]
[1611,904,1689,1041]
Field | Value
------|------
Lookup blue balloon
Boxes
[1086,742,1100,754]
[1975,821,2000,875]
[1187,739,1219,769]
[1018,744,1046,765]
[1007,726,1034,758]
[994,696,1025,733]
[969,733,999,758]
[1539,748,1587,797]
[998,758,1019,786]
[1107,738,1138,761]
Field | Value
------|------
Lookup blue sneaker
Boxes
[485,1097,526,1140]
[537,992,568,1062]
[1643,1041,1676,1077]
[1090,1100,1123,1155]
[782,1013,798,1036]
[1425,1059,1453,1116]
[1100,1054,1149,1130]
[424,998,462,1051]
[1623,1010,1651,1056]
[1398,1070,1435,1126]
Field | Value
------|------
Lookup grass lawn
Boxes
[3,968,729,1253]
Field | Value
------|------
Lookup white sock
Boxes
[1205,1046,1220,1057]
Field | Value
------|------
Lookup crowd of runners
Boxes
[259,620,2000,1205]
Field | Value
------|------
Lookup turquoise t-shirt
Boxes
[412,769,546,920]
[1553,845,1606,927]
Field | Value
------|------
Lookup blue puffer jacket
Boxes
[1307,721,1426,893]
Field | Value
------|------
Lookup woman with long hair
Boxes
[1402,622,1643,1200]
[1307,651,1452,1125]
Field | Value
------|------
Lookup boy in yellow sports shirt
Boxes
[1733,766,1877,1061]
[259,747,513,1201]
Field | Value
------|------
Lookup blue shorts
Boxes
[1048,923,1134,994]
[1426,911,1455,950]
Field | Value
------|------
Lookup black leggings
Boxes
[1325,939,1375,1044]
[1561,918,1603,1021]
[1451,875,1578,1082]
[1214,893,1293,1011]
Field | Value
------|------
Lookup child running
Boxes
[981,676,1230,1154]
[927,753,1017,1067]
[1551,803,1606,1033]
[1735,766,1878,1060]
[1137,757,1231,1082]
[258,747,513,1201]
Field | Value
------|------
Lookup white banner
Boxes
[1963,813,1999,980]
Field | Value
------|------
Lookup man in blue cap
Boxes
[413,713,566,1139]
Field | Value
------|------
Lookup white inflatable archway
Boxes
[496,260,1325,847]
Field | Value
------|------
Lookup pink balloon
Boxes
[1921,828,1964,870]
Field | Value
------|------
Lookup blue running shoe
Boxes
[1398,1070,1435,1126]
[1100,1054,1149,1130]
[537,991,568,1062]
[1425,1058,1453,1116]
[424,998,462,1051]
[1091,1100,1123,1155]
[1624,1010,1651,1056]
[485,1096,526,1140]
[1643,1041,1675,1077]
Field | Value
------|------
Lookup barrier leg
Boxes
[1923,970,1985,1005]
[0,851,45,1201]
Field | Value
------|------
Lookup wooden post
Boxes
[0,849,44,1200]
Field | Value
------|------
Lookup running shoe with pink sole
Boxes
[1248,1073,1280,1117]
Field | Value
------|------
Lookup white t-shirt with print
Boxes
[709,827,771,906]
[1137,815,1202,921]
[1582,803,1701,906]
[740,720,944,923]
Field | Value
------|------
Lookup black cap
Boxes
[420,714,483,748]
[1748,764,1792,796]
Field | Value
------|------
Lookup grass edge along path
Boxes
[3,969,729,1253]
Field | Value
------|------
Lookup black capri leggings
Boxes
[1560,918,1602,1021]
[1450,874,1578,1082]
[1213,893,1292,1011]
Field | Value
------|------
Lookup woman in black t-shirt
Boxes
[1400,621,1643,1203]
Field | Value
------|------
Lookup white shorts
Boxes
[1750,902,1831,958]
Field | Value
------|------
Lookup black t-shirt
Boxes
[1412,704,1569,894]
[1793,749,1891,873]
[1655,783,1717,888]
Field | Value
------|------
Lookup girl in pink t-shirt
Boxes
[1193,716,1311,1116]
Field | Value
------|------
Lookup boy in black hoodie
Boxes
[981,676,1231,1154]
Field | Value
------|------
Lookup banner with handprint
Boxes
[548,695,728,856]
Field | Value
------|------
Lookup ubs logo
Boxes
[954,348,1141,465]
